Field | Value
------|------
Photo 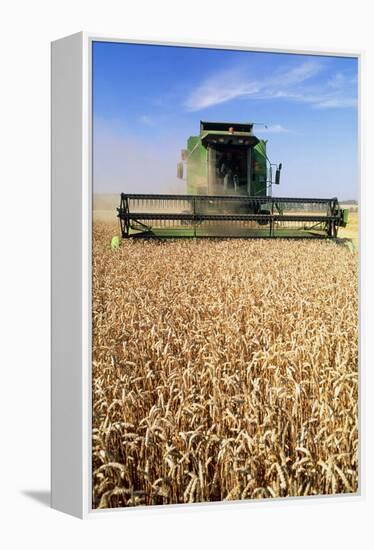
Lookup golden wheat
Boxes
[92,221,358,508]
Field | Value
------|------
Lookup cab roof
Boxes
[200,121,254,134]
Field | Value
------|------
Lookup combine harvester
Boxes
[117,121,348,239]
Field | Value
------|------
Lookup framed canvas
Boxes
[51,32,362,518]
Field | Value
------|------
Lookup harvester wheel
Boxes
[111,235,122,249]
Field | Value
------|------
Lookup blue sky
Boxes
[93,41,358,200]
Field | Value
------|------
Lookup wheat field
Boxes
[92,221,358,509]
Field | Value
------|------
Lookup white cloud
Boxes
[184,67,260,111]
[314,97,357,109]
[255,124,290,134]
[268,60,322,87]
[184,61,356,112]
[138,114,155,126]
[327,72,345,88]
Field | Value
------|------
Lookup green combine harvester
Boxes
[117,121,348,239]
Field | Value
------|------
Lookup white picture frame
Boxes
[51,32,363,518]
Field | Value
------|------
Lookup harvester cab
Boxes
[117,121,348,240]
[177,121,281,197]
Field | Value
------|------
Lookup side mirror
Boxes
[177,162,183,179]
[275,163,282,185]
